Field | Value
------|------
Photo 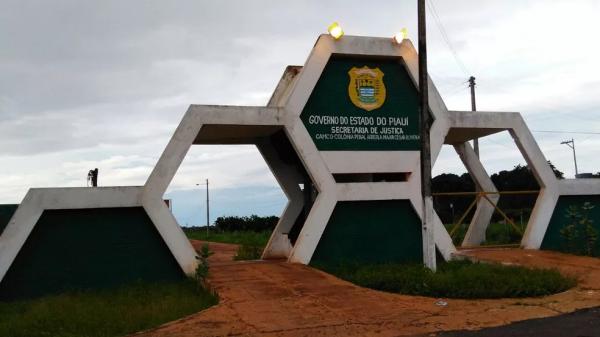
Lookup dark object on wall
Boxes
[87,168,99,187]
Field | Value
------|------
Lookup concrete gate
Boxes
[1,34,599,300]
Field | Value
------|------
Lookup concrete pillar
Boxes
[454,142,498,246]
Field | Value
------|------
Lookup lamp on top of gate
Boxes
[328,22,344,40]
[393,28,408,44]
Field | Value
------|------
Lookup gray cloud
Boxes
[1,0,600,206]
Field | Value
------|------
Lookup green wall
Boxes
[311,200,423,266]
[0,207,184,301]
[541,195,600,256]
[0,204,19,235]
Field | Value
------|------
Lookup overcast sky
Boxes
[2,1,600,223]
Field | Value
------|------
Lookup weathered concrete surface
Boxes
[133,243,600,337]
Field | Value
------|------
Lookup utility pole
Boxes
[197,179,210,235]
[206,178,210,231]
[561,139,579,177]
[418,0,436,271]
[468,76,478,157]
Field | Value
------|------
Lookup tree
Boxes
[547,161,564,179]
[433,161,563,224]
[432,173,475,224]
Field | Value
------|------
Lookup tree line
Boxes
[213,215,279,232]
[204,162,565,231]
[433,162,564,224]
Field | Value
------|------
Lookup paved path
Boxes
[431,306,600,337]
[134,243,600,337]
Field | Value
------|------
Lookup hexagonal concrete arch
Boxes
[440,141,500,247]
[277,35,457,266]
[4,34,600,300]
[145,35,459,268]
[0,186,197,300]
[443,110,560,249]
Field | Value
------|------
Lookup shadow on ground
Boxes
[426,306,600,337]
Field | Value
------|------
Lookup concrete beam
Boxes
[454,142,498,246]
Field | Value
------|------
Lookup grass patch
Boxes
[313,260,576,299]
[484,221,524,245]
[445,222,524,246]
[183,228,271,247]
[183,229,270,261]
[0,279,218,337]
[234,245,263,261]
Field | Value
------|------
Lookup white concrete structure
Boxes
[141,35,458,269]
[443,110,600,248]
[2,34,600,285]
[453,142,498,247]
[0,186,198,283]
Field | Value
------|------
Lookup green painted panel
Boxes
[300,55,420,151]
[0,207,184,301]
[311,200,423,265]
[541,195,600,256]
[0,204,19,235]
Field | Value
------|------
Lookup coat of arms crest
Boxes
[348,66,386,111]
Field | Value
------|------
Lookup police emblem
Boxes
[348,66,386,111]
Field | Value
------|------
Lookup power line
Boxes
[422,4,599,140]
[428,71,464,88]
[532,130,600,135]
[426,0,469,76]
[448,79,470,90]
[445,84,469,97]
[578,135,598,144]
[526,104,600,124]
[482,137,516,150]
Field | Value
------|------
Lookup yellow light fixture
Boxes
[393,28,408,44]
[328,22,344,40]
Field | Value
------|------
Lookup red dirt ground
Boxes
[132,242,600,337]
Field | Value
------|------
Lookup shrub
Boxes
[183,228,271,247]
[195,243,212,288]
[485,222,523,245]
[214,215,279,232]
[313,260,576,299]
[234,245,263,261]
[445,222,524,246]
[560,202,598,256]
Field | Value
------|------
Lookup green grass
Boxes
[234,245,264,261]
[484,221,524,245]
[446,222,524,246]
[313,260,576,299]
[0,279,218,337]
[183,229,271,261]
[183,228,271,247]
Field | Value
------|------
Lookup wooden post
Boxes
[418,0,436,270]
